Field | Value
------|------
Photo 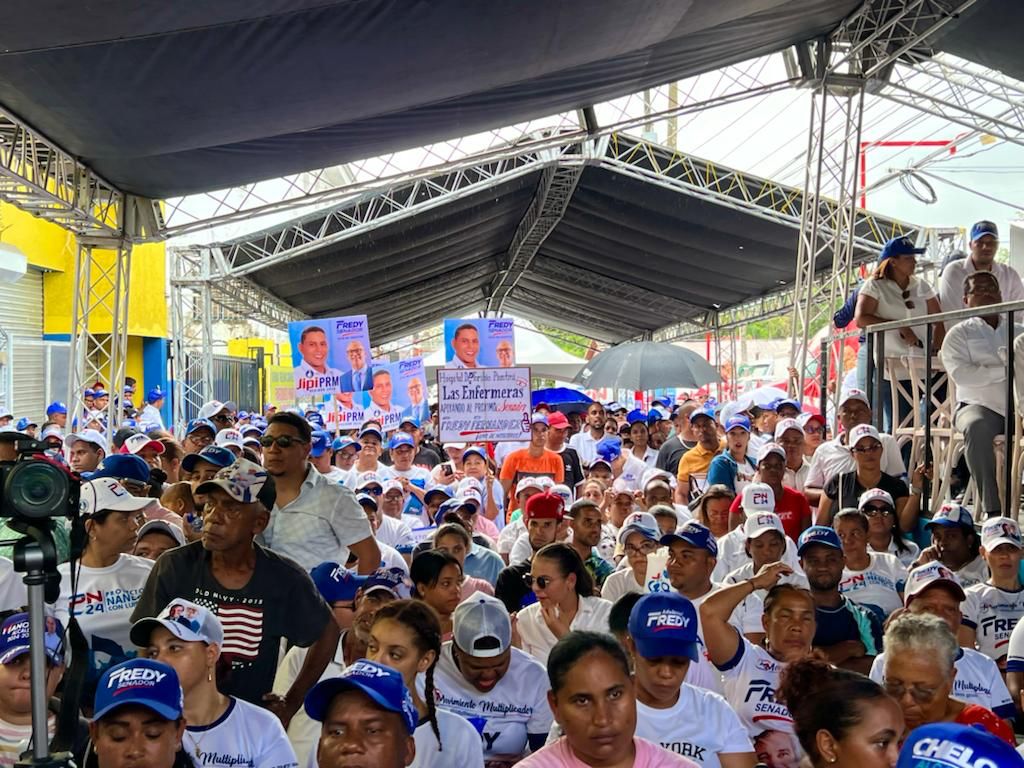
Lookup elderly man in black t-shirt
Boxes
[131,458,338,728]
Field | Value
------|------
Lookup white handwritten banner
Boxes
[437,367,531,442]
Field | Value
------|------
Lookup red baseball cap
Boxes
[523,492,564,521]
[546,412,570,430]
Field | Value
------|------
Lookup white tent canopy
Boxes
[424,319,587,382]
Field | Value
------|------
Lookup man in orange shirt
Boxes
[500,413,565,511]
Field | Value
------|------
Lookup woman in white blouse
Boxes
[513,542,612,665]
[855,235,944,432]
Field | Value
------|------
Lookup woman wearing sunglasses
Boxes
[855,235,944,433]
[858,488,919,567]
[817,424,918,528]
[132,599,298,767]
[514,542,612,665]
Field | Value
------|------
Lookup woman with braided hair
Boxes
[367,599,484,768]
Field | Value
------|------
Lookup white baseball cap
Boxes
[381,479,404,495]
[757,442,786,463]
[197,400,237,421]
[981,516,1023,551]
[905,562,966,604]
[858,488,895,510]
[214,429,244,450]
[130,598,224,648]
[848,423,881,448]
[741,483,775,514]
[774,418,804,440]
[514,477,544,496]
[66,429,107,451]
[120,432,165,456]
[550,483,574,506]
[80,478,153,517]
[617,511,660,545]
[744,511,785,540]
[839,389,870,407]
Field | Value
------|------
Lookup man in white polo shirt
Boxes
[869,562,1015,721]
[939,220,1024,312]
[804,389,906,508]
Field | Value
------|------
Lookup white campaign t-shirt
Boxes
[962,582,1024,662]
[871,648,1016,720]
[433,643,552,761]
[376,514,416,550]
[955,556,991,590]
[839,553,907,621]
[711,529,801,583]
[0,557,26,613]
[54,554,153,683]
[186,696,297,768]
[717,636,794,739]
[859,274,936,364]
[636,685,754,768]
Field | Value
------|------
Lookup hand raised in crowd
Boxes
[633,489,646,510]
[509,611,522,648]
[912,546,940,569]
[261,691,298,729]
[749,561,793,592]
[911,462,933,486]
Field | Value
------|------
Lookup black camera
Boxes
[0,439,80,521]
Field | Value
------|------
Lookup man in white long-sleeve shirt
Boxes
[940,271,1014,518]
[939,220,1024,312]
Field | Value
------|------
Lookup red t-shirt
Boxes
[730,486,812,542]
[955,704,1015,745]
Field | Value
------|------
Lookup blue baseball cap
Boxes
[595,436,623,462]
[661,521,718,557]
[90,454,150,484]
[310,562,367,604]
[185,418,216,436]
[646,410,667,426]
[399,415,420,428]
[307,412,325,428]
[654,396,672,408]
[689,407,715,425]
[236,410,250,420]
[388,432,415,450]
[332,436,361,452]
[724,415,751,433]
[879,236,926,262]
[774,398,802,413]
[798,525,843,556]
[626,409,647,425]
[310,430,332,458]
[181,445,236,473]
[84,388,96,398]
[45,401,67,416]
[362,567,412,600]
[359,426,384,441]
[926,503,974,531]
[355,493,378,510]
[0,613,64,666]
[304,659,417,734]
[897,722,1023,768]
[628,593,700,662]
[424,485,453,504]
[970,220,999,243]
[15,417,36,432]
[93,387,109,398]
[461,446,488,463]
[93,658,184,721]
[146,388,165,404]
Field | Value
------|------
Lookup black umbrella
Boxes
[573,341,721,391]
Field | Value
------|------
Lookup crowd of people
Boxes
[0,220,1023,767]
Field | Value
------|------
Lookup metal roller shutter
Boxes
[0,269,45,419]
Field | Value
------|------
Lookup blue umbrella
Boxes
[532,387,593,409]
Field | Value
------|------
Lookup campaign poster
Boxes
[288,315,372,396]
[437,367,531,442]
[356,357,425,432]
[327,391,365,431]
[443,318,516,369]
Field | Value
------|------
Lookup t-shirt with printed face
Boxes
[839,552,907,622]
[433,642,552,760]
[130,541,331,705]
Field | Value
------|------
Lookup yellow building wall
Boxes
[227,337,292,366]
[1,201,166,389]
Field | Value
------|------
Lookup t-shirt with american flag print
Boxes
[131,540,332,705]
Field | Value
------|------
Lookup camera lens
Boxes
[5,462,71,519]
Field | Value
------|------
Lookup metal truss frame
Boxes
[486,151,589,315]
[67,237,133,430]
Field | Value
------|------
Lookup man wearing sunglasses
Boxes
[259,412,380,574]
[198,399,237,431]
[132,458,341,730]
